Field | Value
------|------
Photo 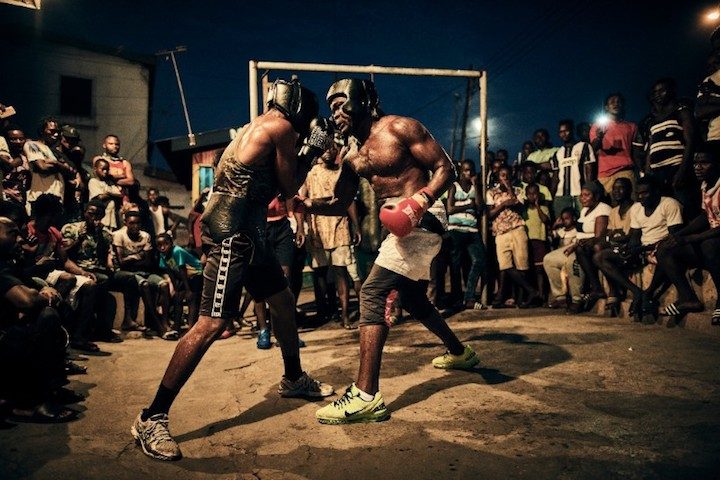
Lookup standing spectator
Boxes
[551,119,597,217]
[647,151,720,326]
[590,93,639,196]
[577,122,592,144]
[523,183,551,298]
[2,125,31,205]
[155,196,185,238]
[516,140,535,171]
[525,129,559,171]
[486,165,542,308]
[298,148,361,329]
[638,78,697,216]
[88,158,123,230]
[447,159,486,310]
[24,117,76,211]
[518,161,553,206]
[696,49,720,157]
[496,149,509,166]
[57,125,87,223]
[94,134,135,198]
[147,188,165,236]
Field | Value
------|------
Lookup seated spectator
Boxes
[486,165,543,308]
[62,200,142,332]
[447,159,486,310]
[646,151,720,326]
[113,211,173,339]
[523,183,551,298]
[0,217,80,423]
[156,196,185,238]
[551,119,597,217]
[574,181,612,309]
[591,178,634,315]
[88,158,123,230]
[23,194,112,351]
[156,233,202,329]
[594,176,682,320]
[186,189,209,258]
[562,181,610,312]
[544,207,578,308]
[2,125,31,205]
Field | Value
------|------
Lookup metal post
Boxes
[479,74,488,304]
[157,47,195,147]
[249,60,259,120]
[459,78,472,161]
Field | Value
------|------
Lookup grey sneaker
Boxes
[131,412,182,461]
[278,372,334,398]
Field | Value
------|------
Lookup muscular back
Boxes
[346,115,453,201]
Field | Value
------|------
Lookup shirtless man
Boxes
[93,134,135,190]
[311,79,479,425]
[131,79,334,461]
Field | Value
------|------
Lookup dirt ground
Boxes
[1,306,719,480]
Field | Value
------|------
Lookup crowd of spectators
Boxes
[430,43,720,331]
[0,110,200,423]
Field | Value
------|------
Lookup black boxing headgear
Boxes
[267,79,319,136]
[326,79,380,121]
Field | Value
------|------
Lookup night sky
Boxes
[1,0,716,169]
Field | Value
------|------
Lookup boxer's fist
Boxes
[379,188,434,237]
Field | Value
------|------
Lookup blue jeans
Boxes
[448,229,486,304]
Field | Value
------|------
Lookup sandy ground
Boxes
[1,306,719,480]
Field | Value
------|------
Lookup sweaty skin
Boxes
[308,98,455,214]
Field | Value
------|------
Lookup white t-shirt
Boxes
[112,226,152,259]
[576,202,611,240]
[23,140,64,205]
[629,197,683,245]
[149,205,165,235]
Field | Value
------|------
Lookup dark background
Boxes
[1,0,716,169]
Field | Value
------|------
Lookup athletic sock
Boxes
[283,355,302,381]
[144,384,179,419]
[355,386,375,402]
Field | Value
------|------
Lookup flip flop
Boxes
[161,330,179,341]
[662,302,704,316]
[711,309,720,326]
[9,404,79,424]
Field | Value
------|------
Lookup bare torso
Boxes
[345,115,437,201]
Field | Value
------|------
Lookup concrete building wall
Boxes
[1,37,150,164]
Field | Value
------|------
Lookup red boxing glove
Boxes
[379,187,435,237]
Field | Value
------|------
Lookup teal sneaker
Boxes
[431,345,479,369]
[257,329,271,349]
[316,384,390,425]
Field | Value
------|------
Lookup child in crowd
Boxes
[88,158,123,230]
[523,183,552,297]
[156,233,203,329]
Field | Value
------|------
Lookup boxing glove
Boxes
[379,187,435,237]
[297,117,334,168]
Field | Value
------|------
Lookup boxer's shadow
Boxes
[174,393,323,444]
[388,332,574,412]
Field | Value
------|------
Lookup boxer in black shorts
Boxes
[131,79,335,461]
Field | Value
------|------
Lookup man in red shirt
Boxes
[590,93,640,196]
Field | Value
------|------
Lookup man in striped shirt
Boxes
[696,49,720,157]
[637,78,697,216]
[551,119,596,217]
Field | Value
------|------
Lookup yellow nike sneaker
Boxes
[316,384,390,425]
[431,345,479,369]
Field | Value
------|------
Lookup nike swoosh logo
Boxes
[345,409,365,417]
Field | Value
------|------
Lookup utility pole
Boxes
[458,77,472,161]
[450,92,461,160]
[156,46,196,146]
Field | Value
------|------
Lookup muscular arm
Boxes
[399,118,456,200]
[270,119,302,199]
[116,160,135,187]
